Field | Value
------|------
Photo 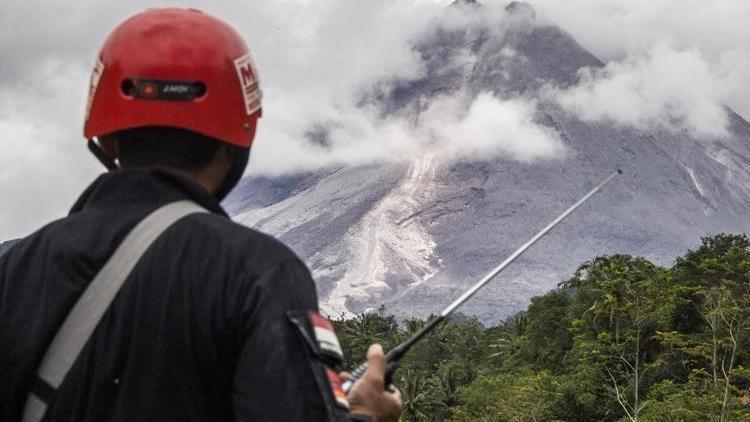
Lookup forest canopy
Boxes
[333,233,750,421]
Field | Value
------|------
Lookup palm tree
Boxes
[488,316,525,361]
[400,370,443,421]
[342,312,388,365]
[437,365,462,407]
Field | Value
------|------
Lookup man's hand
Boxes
[346,344,402,422]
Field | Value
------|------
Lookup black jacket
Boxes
[0,169,356,421]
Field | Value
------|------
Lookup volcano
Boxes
[224,2,750,324]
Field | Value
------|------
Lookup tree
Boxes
[698,287,726,384]
[605,283,652,422]
[330,233,750,421]
[451,371,559,421]
[488,316,525,364]
[332,306,399,368]
[671,234,750,332]
[518,289,572,372]
[565,255,668,421]
[399,370,444,421]
[717,294,749,422]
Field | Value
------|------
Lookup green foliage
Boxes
[451,370,561,421]
[334,234,750,421]
[517,290,572,373]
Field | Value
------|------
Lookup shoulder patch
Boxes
[309,312,344,361]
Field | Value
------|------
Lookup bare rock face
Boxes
[224,4,750,324]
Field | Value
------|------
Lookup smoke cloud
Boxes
[422,93,564,163]
[528,0,750,122]
[250,91,564,175]
[549,43,730,137]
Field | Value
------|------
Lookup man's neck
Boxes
[159,167,218,198]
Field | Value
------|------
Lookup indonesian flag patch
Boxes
[308,312,344,360]
[326,368,350,410]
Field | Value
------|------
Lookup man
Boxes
[0,8,402,422]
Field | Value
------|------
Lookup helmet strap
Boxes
[215,146,250,202]
[87,139,119,171]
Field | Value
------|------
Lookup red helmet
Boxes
[84,8,262,152]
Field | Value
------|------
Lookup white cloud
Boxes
[0,60,100,239]
[528,0,750,119]
[423,93,564,162]
[717,48,750,119]
[527,0,750,61]
[249,92,563,175]
[550,43,730,137]
[246,0,565,174]
[0,0,445,238]
[0,0,748,239]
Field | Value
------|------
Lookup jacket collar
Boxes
[70,168,228,217]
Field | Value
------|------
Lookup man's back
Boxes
[0,168,334,421]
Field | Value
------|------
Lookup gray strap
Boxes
[22,200,208,422]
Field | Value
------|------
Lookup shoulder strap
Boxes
[22,200,208,422]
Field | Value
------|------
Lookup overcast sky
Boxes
[1,0,748,240]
